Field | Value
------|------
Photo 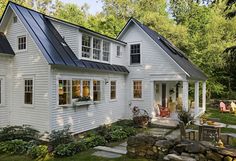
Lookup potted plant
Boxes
[132,106,151,128]
[73,96,93,107]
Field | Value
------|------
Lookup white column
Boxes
[202,81,206,112]
[182,81,189,111]
[194,81,199,116]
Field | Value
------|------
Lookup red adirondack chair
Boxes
[220,102,230,113]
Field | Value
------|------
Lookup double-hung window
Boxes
[18,35,26,51]
[117,46,121,57]
[133,80,142,99]
[82,80,90,97]
[130,44,140,64]
[110,81,116,100]
[103,41,110,61]
[82,35,91,58]
[58,80,71,105]
[93,38,101,60]
[24,79,33,105]
[93,80,101,101]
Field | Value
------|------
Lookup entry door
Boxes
[162,83,166,107]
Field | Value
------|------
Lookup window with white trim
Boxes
[93,80,101,101]
[82,34,91,58]
[133,80,142,99]
[72,80,81,99]
[13,16,17,23]
[0,79,2,105]
[93,38,101,60]
[82,80,90,97]
[24,79,33,105]
[117,46,121,57]
[103,41,110,61]
[18,35,26,51]
[110,81,116,100]
[130,44,140,64]
[58,80,71,105]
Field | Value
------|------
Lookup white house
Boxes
[0,2,207,133]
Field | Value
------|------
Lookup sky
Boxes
[61,0,104,15]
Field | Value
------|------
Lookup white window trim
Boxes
[132,79,143,100]
[116,45,121,57]
[0,76,5,106]
[82,34,92,59]
[23,76,34,107]
[110,80,117,101]
[56,76,105,107]
[129,42,142,66]
[16,34,27,53]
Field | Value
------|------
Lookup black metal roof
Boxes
[6,2,128,74]
[122,18,207,80]
[0,32,14,55]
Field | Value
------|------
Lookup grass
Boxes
[204,107,236,125]
[0,150,150,161]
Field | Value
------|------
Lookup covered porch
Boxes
[151,80,207,119]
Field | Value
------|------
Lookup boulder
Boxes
[224,156,233,161]
[174,143,188,154]
[164,154,182,161]
[206,151,223,161]
[127,135,156,147]
[217,148,236,158]
[155,139,175,151]
[185,142,206,153]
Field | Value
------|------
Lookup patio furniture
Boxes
[224,133,236,145]
[220,102,230,113]
[195,120,225,141]
[179,121,197,140]
[158,104,170,117]
[230,102,236,113]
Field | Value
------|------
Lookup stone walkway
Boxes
[92,126,176,158]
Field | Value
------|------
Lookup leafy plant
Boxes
[82,133,106,148]
[178,111,194,125]
[0,125,40,142]
[75,96,91,102]
[27,145,48,159]
[49,125,74,149]
[53,142,79,157]
[0,139,30,154]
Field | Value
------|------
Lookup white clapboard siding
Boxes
[119,22,187,117]
[0,56,12,127]
[50,67,127,133]
[5,12,50,132]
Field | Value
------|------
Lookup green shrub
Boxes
[0,125,40,142]
[53,142,79,157]
[27,145,48,159]
[49,125,74,149]
[108,126,128,141]
[123,126,137,137]
[82,133,106,148]
[113,119,135,127]
[0,139,30,154]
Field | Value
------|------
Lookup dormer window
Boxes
[117,46,121,57]
[82,34,91,58]
[13,16,17,23]
[17,35,26,51]
[93,38,101,60]
[103,41,110,61]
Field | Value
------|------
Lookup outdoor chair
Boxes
[230,102,236,113]
[157,104,170,117]
[220,102,230,113]
[179,121,197,141]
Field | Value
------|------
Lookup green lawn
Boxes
[204,107,236,125]
[0,150,150,161]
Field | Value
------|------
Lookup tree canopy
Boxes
[0,0,235,99]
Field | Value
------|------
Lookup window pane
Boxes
[110,81,116,99]
[83,80,90,97]
[130,44,140,64]
[93,80,101,101]
[82,35,91,58]
[103,41,110,61]
[117,46,121,57]
[58,80,71,105]
[133,80,142,98]
[72,80,81,99]
[18,36,26,50]
[24,79,33,104]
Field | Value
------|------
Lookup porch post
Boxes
[182,81,189,111]
[194,81,199,116]
[202,81,206,112]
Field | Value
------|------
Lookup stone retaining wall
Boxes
[127,134,236,161]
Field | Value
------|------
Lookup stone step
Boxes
[119,142,127,147]
[92,150,122,158]
[94,146,127,155]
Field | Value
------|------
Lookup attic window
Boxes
[13,16,17,23]
[17,35,26,51]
